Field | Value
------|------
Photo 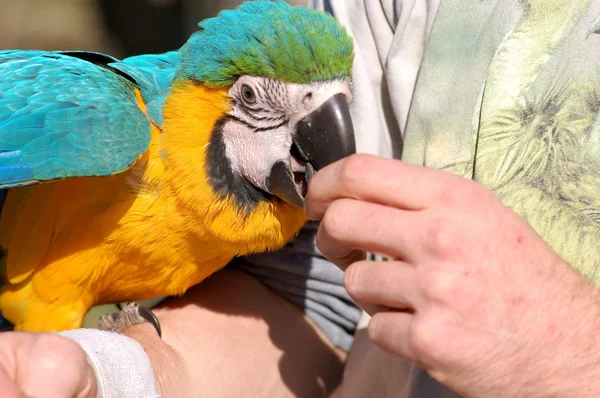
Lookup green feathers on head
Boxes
[176,0,354,86]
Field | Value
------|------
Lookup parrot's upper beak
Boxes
[266,94,356,209]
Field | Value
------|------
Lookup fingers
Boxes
[13,333,97,398]
[368,311,416,361]
[305,154,466,221]
[344,260,422,315]
[316,199,427,267]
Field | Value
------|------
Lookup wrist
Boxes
[123,323,189,397]
[525,270,600,397]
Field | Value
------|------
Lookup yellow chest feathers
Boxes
[157,82,307,255]
[0,83,306,303]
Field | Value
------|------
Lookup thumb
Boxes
[4,333,97,398]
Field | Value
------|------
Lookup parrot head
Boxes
[161,0,355,252]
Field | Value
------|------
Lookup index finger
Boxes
[305,154,464,220]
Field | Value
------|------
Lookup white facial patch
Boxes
[223,123,292,191]
[220,76,353,192]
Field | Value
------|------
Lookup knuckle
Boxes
[37,354,64,376]
[424,216,458,255]
[343,262,364,298]
[420,271,460,304]
[34,335,86,374]
[409,319,443,362]
[321,199,353,240]
[339,154,369,189]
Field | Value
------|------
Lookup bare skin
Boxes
[305,154,600,398]
[122,269,347,398]
[0,333,97,398]
[2,154,600,397]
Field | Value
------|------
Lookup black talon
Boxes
[137,305,162,338]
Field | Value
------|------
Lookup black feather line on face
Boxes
[206,117,273,216]
[253,118,288,132]
[227,114,256,130]
[249,114,287,122]
[228,110,289,133]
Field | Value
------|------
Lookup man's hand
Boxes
[305,154,600,398]
[0,332,97,398]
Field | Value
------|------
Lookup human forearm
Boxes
[121,323,186,397]
[124,269,346,397]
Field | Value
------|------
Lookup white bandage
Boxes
[59,329,160,398]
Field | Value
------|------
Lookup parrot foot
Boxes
[98,302,162,338]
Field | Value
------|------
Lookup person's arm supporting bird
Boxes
[0,267,348,398]
[304,153,600,398]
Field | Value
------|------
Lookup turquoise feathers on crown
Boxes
[176,0,354,86]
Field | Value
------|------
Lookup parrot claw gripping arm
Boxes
[98,303,162,338]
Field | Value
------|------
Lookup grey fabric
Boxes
[234,222,362,352]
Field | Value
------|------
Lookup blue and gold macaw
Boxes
[0,0,355,332]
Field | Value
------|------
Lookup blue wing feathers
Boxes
[119,51,179,125]
[0,50,175,189]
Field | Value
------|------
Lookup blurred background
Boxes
[0,0,307,57]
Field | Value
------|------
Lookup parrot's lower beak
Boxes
[267,94,356,209]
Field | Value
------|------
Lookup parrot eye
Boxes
[241,84,256,104]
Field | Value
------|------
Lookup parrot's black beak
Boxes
[267,94,356,209]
